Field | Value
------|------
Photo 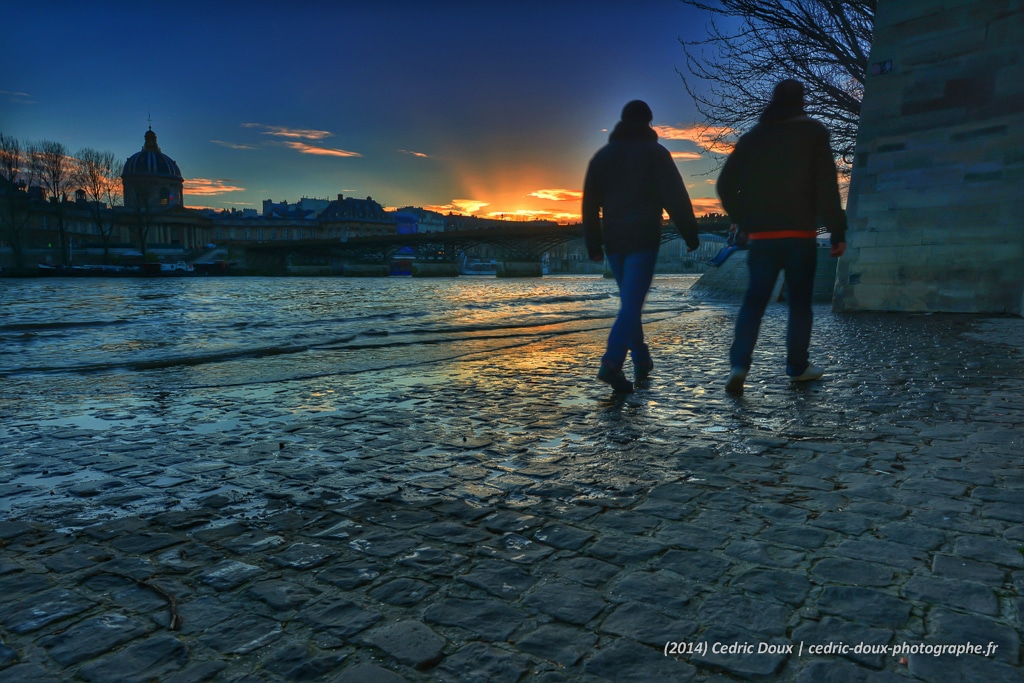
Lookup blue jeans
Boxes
[602,249,658,370]
[729,238,817,376]
[709,245,739,267]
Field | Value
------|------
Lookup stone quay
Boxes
[1,300,1022,682]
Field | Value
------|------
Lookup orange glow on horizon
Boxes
[528,188,582,202]
[425,198,490,215]
[690,196,723,216]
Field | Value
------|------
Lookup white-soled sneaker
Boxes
[724,366,747,396]
[790,364,824,382]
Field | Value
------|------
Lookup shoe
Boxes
[634,358,654,383]
[724,366,747,396]
[598,364,634,393]
[790,364,824,382]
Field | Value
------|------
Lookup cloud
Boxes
[670,151,704,161]
[283,141,361,158]
[528,189,583,202]
[211,140,256,150]
[655,124,735,155]
[399,149,429,158]
[229,124,360,157]
[242,123,334,140]
[424,199,489,215]
[183,178,246,196]
[0,90,34,104]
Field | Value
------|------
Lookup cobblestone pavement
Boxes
[2,302,1022,682]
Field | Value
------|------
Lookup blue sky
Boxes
[1,1,728,220]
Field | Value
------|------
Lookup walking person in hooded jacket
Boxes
[583,100,700,393]
[716,79,848,396]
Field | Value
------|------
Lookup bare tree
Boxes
[679,0,874,166]
[75,147,124,264]
[29,139,75,265]
[125,184,155,256]
[0,132,37,270]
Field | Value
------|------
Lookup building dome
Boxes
[122,129,183,180]
[122,128,184,210]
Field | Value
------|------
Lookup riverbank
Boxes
[1,303,1022,681]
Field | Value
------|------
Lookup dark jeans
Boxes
[729,238,817,376]
[602,249,658,370]
[709,245,739,267]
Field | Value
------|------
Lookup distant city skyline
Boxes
[1,1,730,223]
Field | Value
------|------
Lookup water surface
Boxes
[1,275,699,427]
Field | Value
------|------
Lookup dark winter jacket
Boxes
[582,121,699,257]
[716,106,847,244]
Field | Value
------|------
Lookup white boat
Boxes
[160,261,195,274]
[460,258,498,276]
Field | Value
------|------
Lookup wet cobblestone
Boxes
[1,304,1023,681]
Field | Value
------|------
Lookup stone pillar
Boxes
[339,263,390,277]
[411,261,460,277]
[497,260,544,277]
[835,0,1024,314]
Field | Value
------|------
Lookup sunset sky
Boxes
[1,1,730,222]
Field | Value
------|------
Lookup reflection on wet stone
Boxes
[2,301,1023,681]
[515,623,598,667]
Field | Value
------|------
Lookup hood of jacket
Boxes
[759,101,807,124]
[609,120,658,142]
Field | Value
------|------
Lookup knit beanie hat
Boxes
[621,100,654,124]
[771,79,804,108]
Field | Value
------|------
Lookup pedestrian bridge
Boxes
[230,220,729,276]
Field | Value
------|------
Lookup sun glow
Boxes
[691,197,724,216]
[528,189,582,202]
[424,199,490,215]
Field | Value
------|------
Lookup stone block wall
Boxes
[835,0,1024,314]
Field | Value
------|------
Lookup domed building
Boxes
[117,127,210,254]
[121,128,184,211]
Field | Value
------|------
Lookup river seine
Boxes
[1,275,700,430]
